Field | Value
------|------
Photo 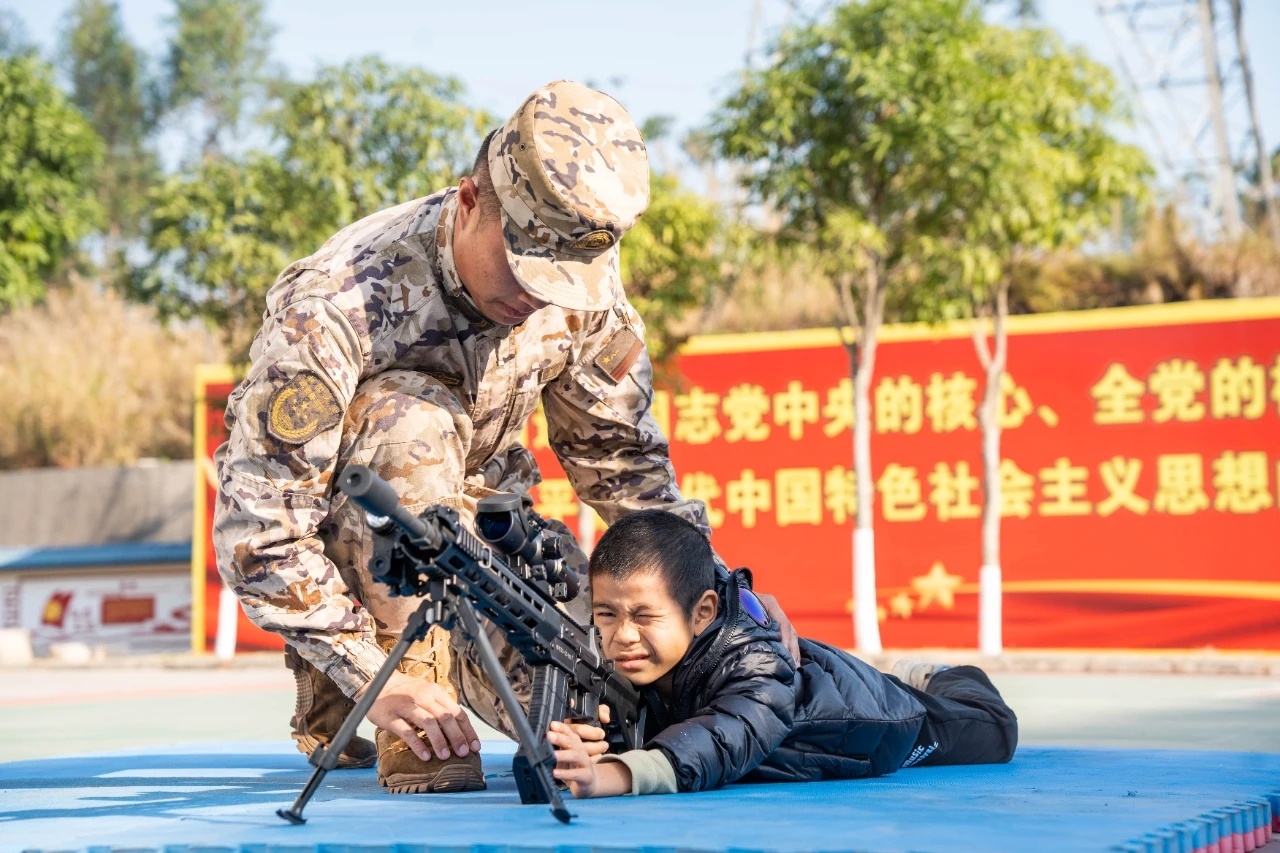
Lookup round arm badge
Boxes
[267,371,342,444]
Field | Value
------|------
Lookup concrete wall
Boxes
[0,461,194,547]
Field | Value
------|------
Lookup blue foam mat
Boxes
[0,741,1276,852]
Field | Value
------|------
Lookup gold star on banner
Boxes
[889,592,915,620]
[911,562,962,611]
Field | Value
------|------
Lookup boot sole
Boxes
[293,734,378,770]
[381,764,488,794]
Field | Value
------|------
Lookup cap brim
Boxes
[501,211,620,312]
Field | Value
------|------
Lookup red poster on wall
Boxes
[195,299,1280,653]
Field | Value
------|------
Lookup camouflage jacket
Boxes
[213,188,707,696]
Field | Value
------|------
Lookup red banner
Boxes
[525,299,1280,652]
[195,299,1280,653]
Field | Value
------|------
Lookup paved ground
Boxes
[3,655,1278,761]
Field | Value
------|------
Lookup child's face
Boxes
[591,567,718,689]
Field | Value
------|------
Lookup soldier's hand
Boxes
[757,592,801,664]
[563,704,611,762]
[359,671,482,762]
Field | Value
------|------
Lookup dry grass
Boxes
[0,278,224,468]
[1011,209,1280,313]
[700,209,1280,337]
[697,248,841,335]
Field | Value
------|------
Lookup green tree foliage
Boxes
[134,153,305,357]
[0,54,103,307]
[268,56,490,244]
[714,0,1007,325]
[139,58,490,359]
[621,173,730,364]
[162,0,275,156]
[59,0,160,278]
[945,24,1150,302]
[711,0,1149,413]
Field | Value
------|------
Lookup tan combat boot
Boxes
[285,645,377,769]
[374,628,487,794]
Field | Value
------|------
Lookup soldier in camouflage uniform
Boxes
[214,80,796,795]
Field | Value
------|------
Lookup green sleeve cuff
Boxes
[598,749,678,795]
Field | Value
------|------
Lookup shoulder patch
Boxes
[267,371,342,444]
[593,326,644,383]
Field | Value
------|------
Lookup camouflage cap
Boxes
[489,80,650,312]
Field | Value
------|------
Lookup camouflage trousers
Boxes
[321,369,589,739]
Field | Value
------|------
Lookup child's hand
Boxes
[564,705,611,762]
[548,721,600,798]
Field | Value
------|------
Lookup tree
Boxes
[0,54,103,308]
[133,153,305,358]
[953,25,1150,652]
[712,0,1126,651]
[621,173,731,364]
[139,58,489,359]
[161,0,275,157]
[268,56,489,245]
[59,0,160,282]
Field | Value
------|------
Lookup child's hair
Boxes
[589,510,716,617]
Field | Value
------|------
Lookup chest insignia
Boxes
[267,371,342,444]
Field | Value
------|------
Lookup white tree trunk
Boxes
[214,581,240,661]
[973,281,1008,656]
[578,504,597,555]
[845,268,884,654]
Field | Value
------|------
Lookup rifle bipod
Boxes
[276,592,572,825]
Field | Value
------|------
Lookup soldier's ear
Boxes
[456,176,481,226]
[691,590,719,635]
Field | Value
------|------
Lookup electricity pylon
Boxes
[1098,0,1279,242]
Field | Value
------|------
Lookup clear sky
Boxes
[7,0,1279,189]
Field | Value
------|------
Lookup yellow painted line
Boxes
[999,579,1280,600]
[681,297,1280,355]
[190,371,210,655]
[877,578,1280,601]
[190,363,242,654]
[195,363,240,385]
[878,646,1280,659]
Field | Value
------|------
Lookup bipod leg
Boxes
[277,600,439,824]
[454,598,573,824]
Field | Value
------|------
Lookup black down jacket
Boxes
[640,569,927,793]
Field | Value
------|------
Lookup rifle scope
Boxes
[476,493,578,602]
